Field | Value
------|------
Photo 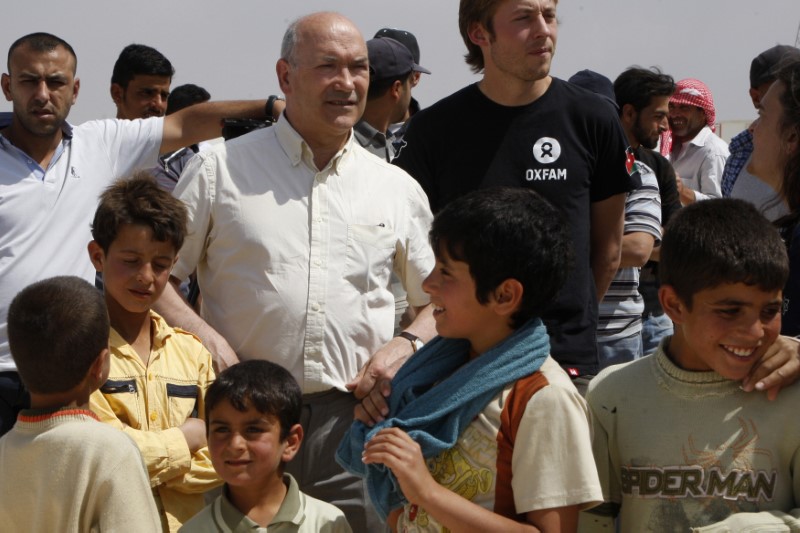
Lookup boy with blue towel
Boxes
[338,187,602,532]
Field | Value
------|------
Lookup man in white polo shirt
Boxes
[0,32,269,436]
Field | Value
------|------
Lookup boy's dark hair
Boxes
[111,44,174,89]
[613,67,675,116]
[430,187,573,329]
[91,172,188,253]
[7,32,77,73]
[205,360,301,441]
[8,276,109,394]
[660,198,789,307]
[166,83,210,115]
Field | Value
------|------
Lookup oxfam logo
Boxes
[532,137,561,164]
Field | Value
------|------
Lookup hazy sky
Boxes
[2,0,799,132]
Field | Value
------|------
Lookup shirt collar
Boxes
[275,117,353,175]
[688,125,714,148]
[108,311,173,358]
[353,120,387,148]
[218,474,304,529]
[271,473,304,526]
[728,128,753,152]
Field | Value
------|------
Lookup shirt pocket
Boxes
[344,224,396,294]
[166,383,200,424]
[99,379,141,427]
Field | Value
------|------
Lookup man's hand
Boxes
[742,335,800,401]
[154,278,240,373]
[354,378,392,426]
[349,305,436,424]
[205,334,239,373]
[347,336,412,400]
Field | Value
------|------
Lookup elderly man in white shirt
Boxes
[155,12,436,532]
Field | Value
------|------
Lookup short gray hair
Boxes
[281,18,300,64]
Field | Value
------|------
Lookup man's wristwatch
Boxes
[265,95,284,120]
[396,331,424,352]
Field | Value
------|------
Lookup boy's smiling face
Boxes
[422,247,515,356]
[208,399,299,490]
[662,282,782,380]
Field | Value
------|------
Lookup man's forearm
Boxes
[403,304,436,343]
[161,100,268,154]
[154,277,239,370]
[592,255,619,301]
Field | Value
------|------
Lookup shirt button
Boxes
[148,374,153,381]
[149,412,157,422]
[314,259,321,267]
[311,302,320,312]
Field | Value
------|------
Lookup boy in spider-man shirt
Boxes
[581,199,800,532]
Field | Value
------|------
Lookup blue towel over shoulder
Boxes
[335,318,550,519]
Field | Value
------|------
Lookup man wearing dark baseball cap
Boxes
[354,37,429,162]
[722,44,800,220]
[374,28,428,145]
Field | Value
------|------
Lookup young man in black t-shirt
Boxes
[393,0,634,389]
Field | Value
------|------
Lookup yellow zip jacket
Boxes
[89,311,221,532]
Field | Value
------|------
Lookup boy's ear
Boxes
[281,423,304,463]
[492,278,523,317]
[75,348,109,407]
[90,348,110,388]
[659,285,686,325]
[87,241,106,272]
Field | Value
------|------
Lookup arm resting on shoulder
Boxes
[741,335,800,400]
[590,193,626,300]
[152,277,239,371]
[348,304,436,400]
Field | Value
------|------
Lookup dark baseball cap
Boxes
[750,45,800,88]
[568,69,618,111]
[367,37,431,81]
[374,28,421,64]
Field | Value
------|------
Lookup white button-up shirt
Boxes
[172,118,433,393]
[669,125,729,202]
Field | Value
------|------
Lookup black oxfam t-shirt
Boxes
[394,78,635,376]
